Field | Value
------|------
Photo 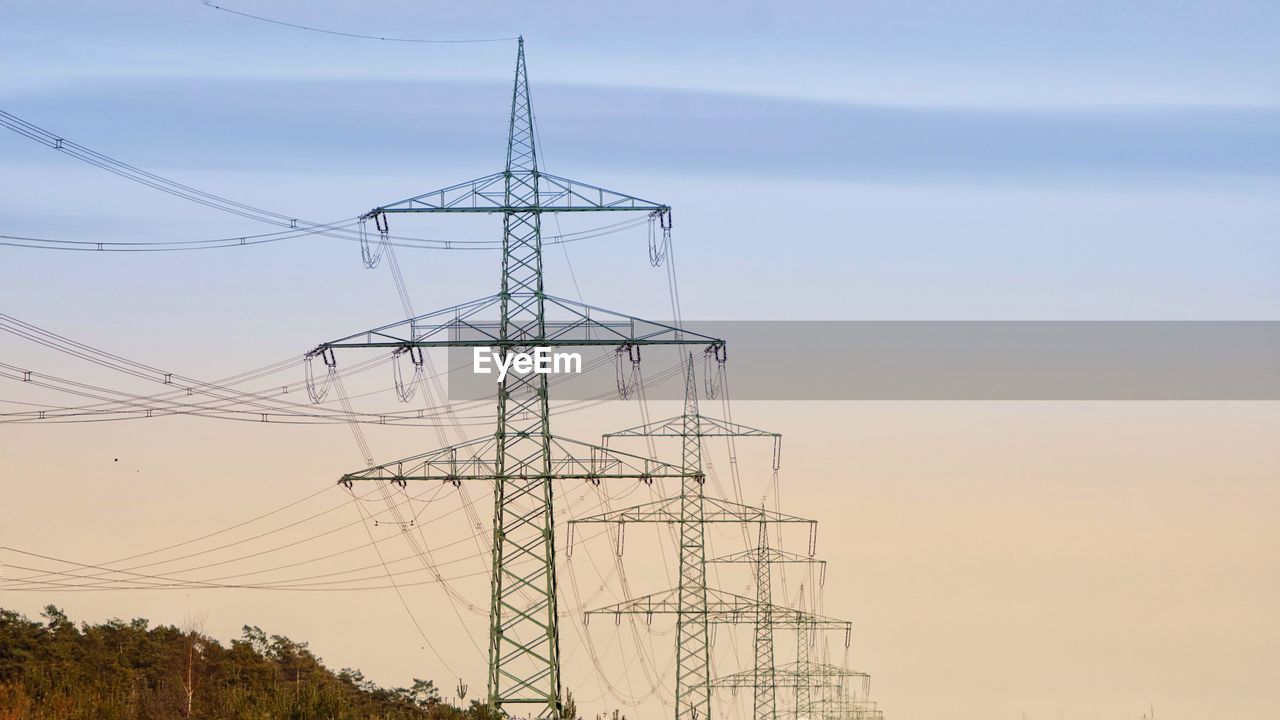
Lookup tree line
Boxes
[0,605,503,720]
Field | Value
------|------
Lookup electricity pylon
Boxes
[808,641,877,720]
[786,646,870,720]
[802,666,871,720]
[568,358,802,720]
[312,38,722,719]
[703,664,843,693]
[793,585,815,720]
[810,696,882,720]
[705,524,829,720]
[585,587,850,720]
[703,660,868,720]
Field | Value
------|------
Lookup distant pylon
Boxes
[795,585,814,720]
[706,524,828,720]
[585,585,850,719]
[570,356,804,720]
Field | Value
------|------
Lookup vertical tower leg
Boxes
[489,37,562,719]
[795,604,812,720]
[753,521,776,720]
[676,356,711,720]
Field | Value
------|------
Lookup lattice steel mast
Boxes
[750,522,778,720]
[579,518,843,720]
[312,38,721,719]
[676,357,711,720]
[585,587,850,719]
[704,660,868,717]
[809,641,879,720]
[569,358,794,720]
[705,526,828,720]
[795,585,815,720]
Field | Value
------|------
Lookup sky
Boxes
[0,2,1278,719]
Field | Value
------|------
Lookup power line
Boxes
[0,484,539,591]
[202,1,518,45]
[0,313,476,425]
[0,110,651,253]
[0,217,651,253]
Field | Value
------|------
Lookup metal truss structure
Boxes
[569,358,810,720]
[312,38,720,719]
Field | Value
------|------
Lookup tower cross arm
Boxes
[697,666,846,690]
[363,171,671,215]
[708,546,827,570]
[604,414,780,440]
[337,435,695,487]
[789,662,871,683]
[310,295,723,352]
[585,588,852,631]
[696,662,869,691]
[568,496,815,527]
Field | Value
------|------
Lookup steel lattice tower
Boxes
[706,525,828,720]
[585,584,850,720]
[704,658,867,720]
[668,354,713,720]
[753,522,777,720]
[676,357,711,720]
[809,639,877,720]
[795,586,815,720]
[313,39,723,719]
[570,358,806,720]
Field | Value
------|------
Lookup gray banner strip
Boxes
[447,322,1280,400]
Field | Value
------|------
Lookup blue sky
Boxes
[1,5,1279,718]
[5,1,1280,106]
[1,0,1277,373]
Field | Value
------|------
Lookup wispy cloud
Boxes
[6,78,1277,182]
